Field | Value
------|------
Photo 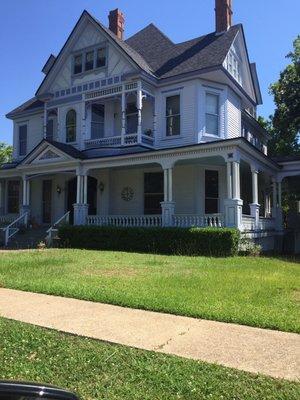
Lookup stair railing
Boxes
[2,212,29,246]
[46,211,70,247]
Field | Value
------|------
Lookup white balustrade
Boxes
[242,215,256,231]
[173,214,224,228]
[87,215,162,228]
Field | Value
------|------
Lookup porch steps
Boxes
[2,227,49,250]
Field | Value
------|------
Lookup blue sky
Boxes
[0,0,299,144]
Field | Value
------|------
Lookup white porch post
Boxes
[276,180,283,230]
[224,158,243,230]
[161,166,175,227]
[250,166,260,229]
[121,86,126,145]
[73,172,89,225]
[137,81,143,143]
[0,180,4,215]
[272,178,277,218]
[21,177,30,222]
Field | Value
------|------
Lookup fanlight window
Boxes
[66,110,76,143]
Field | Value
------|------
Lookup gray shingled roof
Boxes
[126,23,241,78]
[6,97,44,118]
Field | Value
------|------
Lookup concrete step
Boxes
[3,228,49,250]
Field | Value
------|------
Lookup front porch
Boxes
[0,153,279,240]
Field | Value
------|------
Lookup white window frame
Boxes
[205,92,220,137]
[164,93,181,138]
[226,49,242,85]
[72,43,108,77]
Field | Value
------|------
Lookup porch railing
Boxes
[242,215,256,231]
[87,215,162,227]
[258,217,275,231]
[84,132,154,149]
[45,211,70,246]
[0,215,17,227]
[1,212,28,246]
[173,214,224,228]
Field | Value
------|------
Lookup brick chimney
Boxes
[109,9,125,40]
[215,0,233,33]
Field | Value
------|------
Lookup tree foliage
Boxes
[0,142,13,166]
[265,36,300,156]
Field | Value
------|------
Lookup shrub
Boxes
[239,238,262,257]
[58,226,240,257]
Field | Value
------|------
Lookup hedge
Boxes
[58,226,240,257]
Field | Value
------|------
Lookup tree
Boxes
[266,36,300,156]
[0,142,13,166]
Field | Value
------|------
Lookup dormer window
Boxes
[73,46,107,75]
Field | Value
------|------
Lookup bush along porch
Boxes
[58,226,240,257]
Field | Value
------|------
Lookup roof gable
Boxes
[36,11,153,97]
[19,140,85,166]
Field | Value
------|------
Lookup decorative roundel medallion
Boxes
[121,187,134,202]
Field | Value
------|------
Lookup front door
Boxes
[42,180,52,224]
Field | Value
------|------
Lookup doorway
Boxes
[42,180,52,224]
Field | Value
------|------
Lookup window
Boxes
[91,104,105,139]
[73,47,106,75]
[144,173,164,214]
[126,102,138,134]
[18,125,27,156]
[46,119,54,141]
[7,180,20,214]
[96,48,106,68]
[205,93,219,136]
[227,51,242,84]
[205,170,219,214]
[66,110,76,143]
[73,54,83,75]
[166,95,180,136]
[85,51,94,71]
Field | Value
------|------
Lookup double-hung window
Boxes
[7,180,20,214]
[73,54,83,75]
[144,173,164,214]
[166,95,180,136]
[126,103,138,134]
[85,51,94,71]
[205,93,219,136]
[18,125,27,156]
[91,104,105,139]
[205,170,219,214]
[66,110,77,143]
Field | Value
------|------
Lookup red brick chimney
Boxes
[215,0,233,33]
[109,9,125,40]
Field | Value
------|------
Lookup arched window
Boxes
[66,110,76,143]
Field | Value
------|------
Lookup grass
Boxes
[0,249,299,333]
[0,318,299,400]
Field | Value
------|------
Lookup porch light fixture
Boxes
[98,182,105,193]
[56,185,62,195]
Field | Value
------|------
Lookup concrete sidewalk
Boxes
[0,288,299,381]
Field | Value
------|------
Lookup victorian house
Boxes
[1,1,299,249]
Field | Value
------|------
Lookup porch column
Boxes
[73,173,89,225]
[0,180,4,215]
[137,81,143,143]
[272,178,277,218]
[276,180,283,230]
[121,87,126,145]
[21,177,30,221]
[161,167,175,227]
[250,166,260,228]
[224,160,243,230]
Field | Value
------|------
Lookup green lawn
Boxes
[0,250,299,333]
[0,318,299,400]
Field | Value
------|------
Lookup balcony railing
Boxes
[87,215,162,227]
[173,214,224,228]
[85,133,154,149]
